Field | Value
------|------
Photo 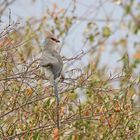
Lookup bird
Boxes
[40,31,63,129]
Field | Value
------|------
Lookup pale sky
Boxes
[1,0,139,74]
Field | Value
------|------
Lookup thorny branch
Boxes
[0,0,17,16]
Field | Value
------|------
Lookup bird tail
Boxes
[53,80,60,129]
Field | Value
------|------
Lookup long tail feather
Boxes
[53,80,60,129]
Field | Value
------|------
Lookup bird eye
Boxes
[41,63,52,68]
[50,37,60,43]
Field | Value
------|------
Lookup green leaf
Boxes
[89,34,94,43]
[125,5,131,14]
[44,98,55,108]
[136,134,140,140]
[102,26,111,37]
[33,132,40,140]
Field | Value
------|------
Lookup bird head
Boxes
[41,31,60,51]
[45,31,60,43]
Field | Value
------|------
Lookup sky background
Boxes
[1,0,138,75]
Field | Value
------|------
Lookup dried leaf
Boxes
[134,52,140,59]
[53,128,59,140]
[26,87,33,96]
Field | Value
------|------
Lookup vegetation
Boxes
[0,0,140,139]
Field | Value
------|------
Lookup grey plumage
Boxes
[40,48,63,80]
[40,32,63,81]
[40,31,63,129]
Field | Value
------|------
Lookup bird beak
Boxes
[50,37,60,43]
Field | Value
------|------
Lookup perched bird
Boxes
[40,31,63,129]
[40,31,63,81]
